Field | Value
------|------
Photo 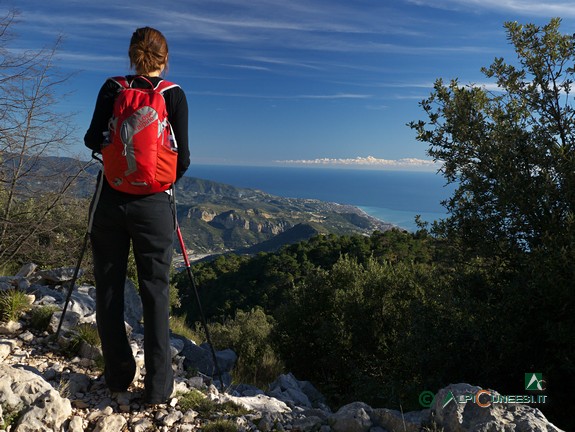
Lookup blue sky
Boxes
[4,0,575,169]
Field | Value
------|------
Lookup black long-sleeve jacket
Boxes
[84,75,190,182]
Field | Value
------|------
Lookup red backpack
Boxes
[102,76,179,194]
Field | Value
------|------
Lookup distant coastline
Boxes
[185,164,454,231]
[357,206,447,232]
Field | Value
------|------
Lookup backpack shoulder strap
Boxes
[155,79,180,94]
[108,76,130,89]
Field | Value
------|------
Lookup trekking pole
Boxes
[55,232,89,339]
[176,225,225,392]
[56,154,103,339]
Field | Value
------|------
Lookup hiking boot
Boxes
[105,359,138,392]
[143,379,175,405]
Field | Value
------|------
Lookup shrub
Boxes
[232,350,284,390]
[202,419,239,432]
[208,307,283,388]
[178,389,248,418]
[0,289,32,323]
[68,322,101,356]
[0,403,23,430]
[178,389,216,415]
[75,323,101,346]
[170,314,203,342]
[28,304,59,332]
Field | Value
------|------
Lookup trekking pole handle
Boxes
[91,151,103,164]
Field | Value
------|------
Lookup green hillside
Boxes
[4,154,395,256]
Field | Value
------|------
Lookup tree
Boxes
[410,19,575,429]
[0,9,88,271]
[410,18,575,260]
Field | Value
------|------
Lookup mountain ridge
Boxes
[5,154,396,256]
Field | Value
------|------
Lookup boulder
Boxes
[220,393,291,414]
[215,347,238,372]
[328,401,373,432]
[66,287,96,317]
[292,415,324,432]
[0,364,72,432]
[371,407,430,432]
[15,263,37,278]
[180,339,214,376]
[268,373,325,409]
[49,310,81,334]
[174,335,234,382]
[37,267,81,284]
[432,383,564,432]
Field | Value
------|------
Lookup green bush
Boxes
[0,403,23,430]
[202,419,239,432]
[209,307,284,388]
[178,389,216,415]
[68,322,101,356]
[28,304,59,332]
[274,254,457,409]
[170,314,203,342]
[178,389,248,418]
[0,289,32,323]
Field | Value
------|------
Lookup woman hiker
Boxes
[84,26,190,404]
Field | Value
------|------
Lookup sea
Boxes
[186,165,456,232]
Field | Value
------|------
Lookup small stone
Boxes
[187,376,204,388]
[163,411,183,427]
[0,342,12,361]
[102,405,114,415]
[155,410,168,421]
[72,400,90,409]
[132,418,155,432]
[87,410,106,422]
[93,413,127,432]
[16,262,37,277]
[181,410,198,423]
[95,398,113,411]
[115,392,132,406]
[18,279,32,290]
[0,320,23,334]
[68,415,84,432]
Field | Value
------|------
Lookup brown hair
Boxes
[128,27,169,75]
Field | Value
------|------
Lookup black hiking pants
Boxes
[90,181,174,403]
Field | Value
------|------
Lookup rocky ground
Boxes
[0,329,295,432]
[0,265,566,432]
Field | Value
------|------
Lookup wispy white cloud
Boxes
[297,93,371,100]
[13,0,498,79]
[191,91,372,100]
[55,52,125,64]
[406,0,575,17]
[366,105,389,111]
[117,0,422,50]
[247,56,324,71]
[221,64,272,71]
[275,156,441,170]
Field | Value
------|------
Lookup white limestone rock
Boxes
[0,364,72,432]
